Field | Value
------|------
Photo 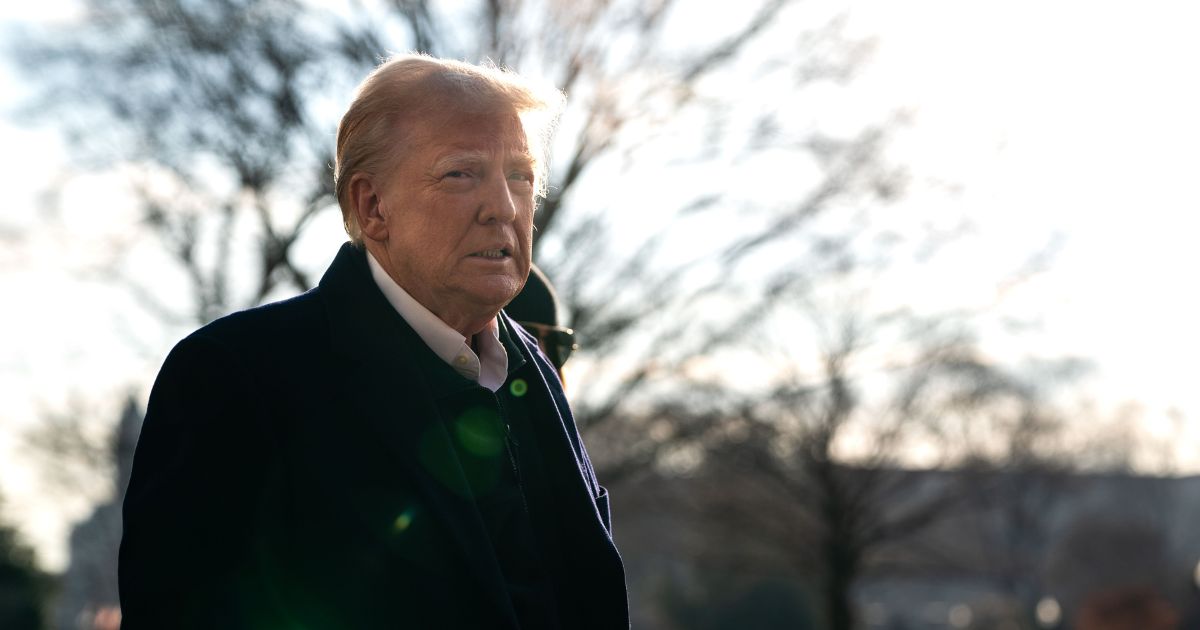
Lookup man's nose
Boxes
[477,171,520,224]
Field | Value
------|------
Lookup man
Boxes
[119,54,628,629]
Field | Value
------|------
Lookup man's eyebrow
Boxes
[430,149,536,171]
[430,150,488,171]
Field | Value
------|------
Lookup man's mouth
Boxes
[469,248,510,259]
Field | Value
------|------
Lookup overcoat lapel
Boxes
[317,243,518,628]
[500,316,603,510]
[498,315,631,625]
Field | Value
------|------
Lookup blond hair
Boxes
[334,53,564,242]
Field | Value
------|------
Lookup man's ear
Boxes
[349,173,388,242]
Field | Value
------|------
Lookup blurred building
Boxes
[54,397,140,630]
[865,470,1200,630]
[611,466,1200,630]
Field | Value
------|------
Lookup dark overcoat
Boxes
[118,243,629,629]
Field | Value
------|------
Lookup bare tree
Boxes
[664,297,1088,630]
[10,0,900,458]
[23,395,121,503]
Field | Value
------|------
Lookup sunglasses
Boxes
[517,321,578,368]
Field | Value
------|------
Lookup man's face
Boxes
[375,107,536,329]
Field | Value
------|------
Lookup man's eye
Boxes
[445,170,470,178]
[509,171,534,183]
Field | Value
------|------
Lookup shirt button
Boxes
[455,355,468,365]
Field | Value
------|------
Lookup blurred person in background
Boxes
[118,54,628,629]
[505,264,578,384]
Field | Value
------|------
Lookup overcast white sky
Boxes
[3,0,1200,570]
[857,1,1200,435]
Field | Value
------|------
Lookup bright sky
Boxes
[3,0,1200,570]
[851,0,1200,455]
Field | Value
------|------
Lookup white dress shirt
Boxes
[367,251,509,392]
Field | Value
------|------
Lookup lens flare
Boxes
[510,378,528,397]
[455,407,504,457]
[393,508,415,533]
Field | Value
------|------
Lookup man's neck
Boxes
[365,249,510,391]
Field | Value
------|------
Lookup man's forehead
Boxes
[413,106,532,144]
[422,124,535,161]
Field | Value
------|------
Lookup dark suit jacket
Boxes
[118,243,629,629]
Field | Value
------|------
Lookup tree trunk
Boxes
[825,535,857,630]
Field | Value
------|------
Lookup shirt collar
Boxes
[366,251,509,392]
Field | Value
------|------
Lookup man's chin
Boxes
[461,282,521,314]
